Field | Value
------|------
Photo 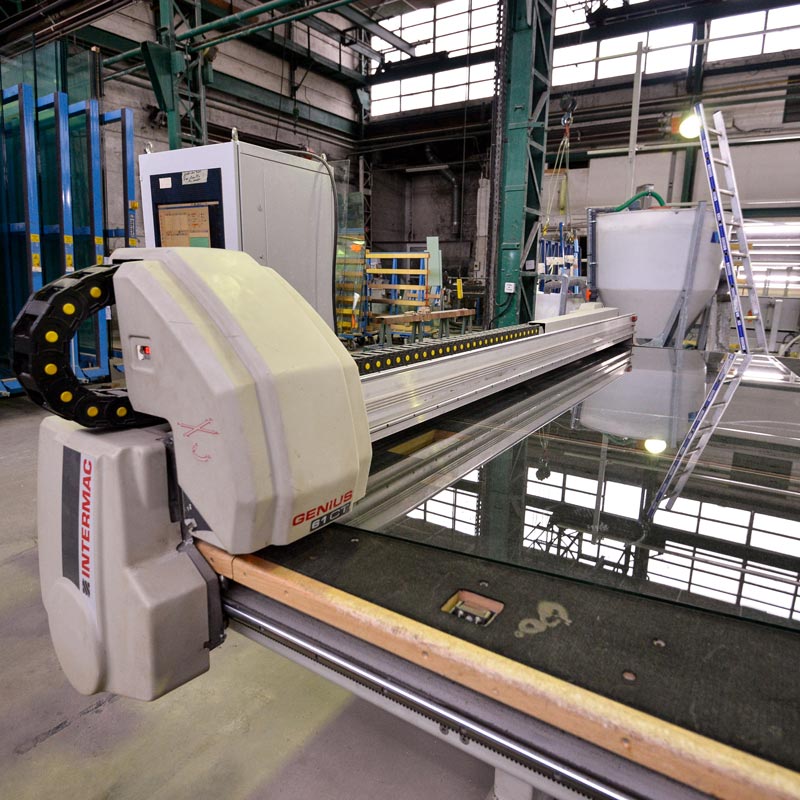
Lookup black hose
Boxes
[489,292,515,327]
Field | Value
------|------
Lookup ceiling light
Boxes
[678,112,701,139]
[644,438,667,454]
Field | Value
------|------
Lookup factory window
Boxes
[552,5,800,87]
[706,11,767,62]
[602,481,642,520]
[650,499,800,620]
[555,0,656,36]
[524,467,800,621]
[407,486,479,536]
[752,513,800,558]
[553,43,597,85]
[370,0,499,117]
[765,4,800,53]
[597,32,646,80]
[644,24,693,73]
[555,0,590,36]
[522,504,632,574]
[553,23,693,85]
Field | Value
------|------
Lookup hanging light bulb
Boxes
[678,112,701,139]
[644,439,668,454]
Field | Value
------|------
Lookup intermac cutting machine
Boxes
[12,247,633,701]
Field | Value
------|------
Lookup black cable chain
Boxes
[12,264,161,429]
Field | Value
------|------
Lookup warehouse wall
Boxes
[371,170,405,245]
[543,138,800,225]
[372,169,482,276]
[95,1,361,238]
[544,62,800,224]
[97,2,358,122]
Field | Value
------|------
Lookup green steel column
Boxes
[159,0,182,150]
[476,442,528,559]
[495,0,555,326]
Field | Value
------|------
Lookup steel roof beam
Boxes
[305,14,383,61]
[336,6,416,55]
[555,0,795,47]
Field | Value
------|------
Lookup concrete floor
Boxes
[0,397,493,800]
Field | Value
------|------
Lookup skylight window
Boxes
[645,24,692,73]
[764,4,800,53]
[597,32,647,79]
[370,0,500,117]
[707,11,767,62]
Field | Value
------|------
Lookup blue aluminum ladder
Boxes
[695,102,768,354]
[647,352,749,519]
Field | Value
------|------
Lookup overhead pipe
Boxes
[1,0,135,49]
[186,0,358,52]
[612,189,666,212]
[177,0,299,41]
[105,0,300,66]
[0,0,79,42]
[424,145,460,238]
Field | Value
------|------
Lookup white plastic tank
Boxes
[580,348,707,447]
[596,206,721,342]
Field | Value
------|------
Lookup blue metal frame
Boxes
[85,100,105,267]
[0,84,41,394]
[99,108,138,245]
[39,92,92,382]
[1,84,136,396]
[63,98,110,380]
[122,107,138,246]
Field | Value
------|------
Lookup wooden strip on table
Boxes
[196,541,800,800]
[366,252,429,259]
[367,299,429,306]
[369,283,428,291]
[366,268,429,275]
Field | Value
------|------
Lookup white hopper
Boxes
[596,206,721,342]
[580,348,707,447]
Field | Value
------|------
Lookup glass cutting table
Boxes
[201,345,800,800]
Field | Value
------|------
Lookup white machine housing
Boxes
[139,142,336,328]
[38,417,210,700]
[112,247,371,554]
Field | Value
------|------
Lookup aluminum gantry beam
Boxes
[361,311,634,441]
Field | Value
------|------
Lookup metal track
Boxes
[362,312,635,441]
[352,322,541,375]
[224,599,644,800]
[349,348,632,529]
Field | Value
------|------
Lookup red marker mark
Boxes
[177,418,219,461]
[177,418,219,438]
[191,443,212,462]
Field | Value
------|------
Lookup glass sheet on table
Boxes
[347,346,800,632]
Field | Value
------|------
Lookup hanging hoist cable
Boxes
[542,95,578,276]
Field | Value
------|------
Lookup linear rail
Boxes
[224,599,644,800]
[361,312,635,441]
